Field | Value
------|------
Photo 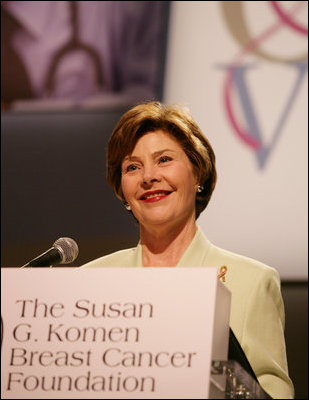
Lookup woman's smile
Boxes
[140,190,172,202]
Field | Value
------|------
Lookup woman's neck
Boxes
[140,219,197,267]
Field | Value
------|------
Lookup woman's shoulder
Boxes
[80,247,138,268]
[207,240,280,284]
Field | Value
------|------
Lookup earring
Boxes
[124,202,131,211]
[197,185,204,193]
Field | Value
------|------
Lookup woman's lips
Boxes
[140,191,172,203]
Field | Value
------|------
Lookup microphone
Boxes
[21,237,79,268]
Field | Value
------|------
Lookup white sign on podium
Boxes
[1,267,231,399]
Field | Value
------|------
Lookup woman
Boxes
[83,101,294,399]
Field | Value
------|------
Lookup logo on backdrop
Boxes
[220,1,308,169]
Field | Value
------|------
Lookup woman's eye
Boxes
[125,164,138,172]
[159,156,172,164]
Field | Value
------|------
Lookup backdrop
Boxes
[164,1,308,280]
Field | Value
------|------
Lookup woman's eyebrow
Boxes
[152,149,176,158]
[123,149,176,163]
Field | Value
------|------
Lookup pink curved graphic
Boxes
[224,1,308,150]
[270,1,308,35]
[224,70,261,150]
[223,14,284,150]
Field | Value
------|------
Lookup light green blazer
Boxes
[82,226,294,399]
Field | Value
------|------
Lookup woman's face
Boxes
[121,130,198,230]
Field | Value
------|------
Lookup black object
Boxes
[228,328,258,382]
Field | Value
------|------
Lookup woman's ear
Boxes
[194,172,201,192]
[117,190,131,211]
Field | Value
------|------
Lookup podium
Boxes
[1,267,269,399]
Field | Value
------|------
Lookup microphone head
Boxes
[53,237,79,264]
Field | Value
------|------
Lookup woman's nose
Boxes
[142,164,161,185]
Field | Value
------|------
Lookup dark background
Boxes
[1,109,139,267]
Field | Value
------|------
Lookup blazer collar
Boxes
[177,225,211,267]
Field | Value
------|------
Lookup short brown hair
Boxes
[107,101,217,219]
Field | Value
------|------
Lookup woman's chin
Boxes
[138,212,174,228]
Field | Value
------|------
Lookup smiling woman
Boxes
[82,101,294,399]
[104,102,216,266]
